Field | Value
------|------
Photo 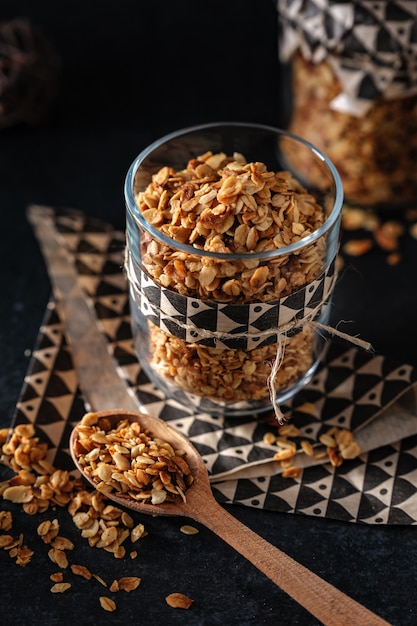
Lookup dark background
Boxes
[0,0,284,423]
[1,2,417,625]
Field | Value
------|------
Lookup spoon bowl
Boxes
[70,408,389,626]
[70,408,213,518]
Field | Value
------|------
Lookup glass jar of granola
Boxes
[124,122,343,416]
[277,0,417,209]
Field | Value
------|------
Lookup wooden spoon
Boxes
[70,408,389,626]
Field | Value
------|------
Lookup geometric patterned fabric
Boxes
[126,248,336,349]
[277,0,417,113]
[7,206,417,525]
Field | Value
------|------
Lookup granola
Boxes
[265,422,362,477]
[286,53,417,208]
[133,151,330,406]
[165,592,194,609]
[73,412,193,505]
[0,422,191,612]
[1,422,149,558]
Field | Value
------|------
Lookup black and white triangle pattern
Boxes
[277,0,417,105]
[128,252,336,350]
[9,207,417,525]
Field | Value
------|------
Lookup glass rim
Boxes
[124,121,344,261]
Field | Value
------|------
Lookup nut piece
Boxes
[165,592,194,609]
[319,433,337,448]
[99,596,117,612]
[0,534,14,548]
[48,547,68,569]
[343,239,373,257]
[0,510,12,531]
[282,466,302,479]
[93,574,108,587]
[278,424,301,437]
[300,440,314,456]
[180,525,199,535]
[263,432,276,445]
[273,448,295,462]
[71,564,92,580]
[2,485,33,503]
[50,582,71,593]
[117,576,141,592]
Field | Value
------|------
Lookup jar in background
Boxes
[124,122,343,416]
[277,1,417,209]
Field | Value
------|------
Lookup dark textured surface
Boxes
[1,2,417,625]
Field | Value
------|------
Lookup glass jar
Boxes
[277,1,417,210]
[124,122,343,416]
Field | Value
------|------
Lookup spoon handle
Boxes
[192,499,390,626]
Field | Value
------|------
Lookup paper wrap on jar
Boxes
[126,249,336,351]
[277,0,417,115]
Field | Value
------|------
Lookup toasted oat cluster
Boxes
[136,151,326,303]
[134,152,328,405]
[1,423,148,560]
[149,321,315,403]
[166,592,194,609]
[287,53,417,207]
[73,412,193,505]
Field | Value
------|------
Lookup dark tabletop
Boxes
[1,2,417,625]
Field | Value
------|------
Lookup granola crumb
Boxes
[165,592,194,609]
[50,582,71,593]
[99,596,116,612]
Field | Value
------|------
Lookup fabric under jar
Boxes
[124,122,343,416]
[277,0,417,209]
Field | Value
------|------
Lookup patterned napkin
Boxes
[277,0,417,115]
[8,207,417,525]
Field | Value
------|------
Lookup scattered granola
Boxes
[113,576,141,592]
[133,150,330,405]
[263,418,361,478]
[93,573,108,587]
[1,421,149,559]
[0,421,194,613]
[282,466,302,479]
[300,440,314,457]
[0,534,14,547]
[73,412,193,505]
[180,524,199,535]
[165,592,194,609]
[340,204,417,265]
[70,563,92,579]
[1,531,34,566]
[342,239,374,257]
[48,546,69,569]
[0,510,12,531]
[99,596,117,612]
[50,582,71,593]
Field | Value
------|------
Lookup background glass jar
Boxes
[124,122,343,416]
[277,1,417,210]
